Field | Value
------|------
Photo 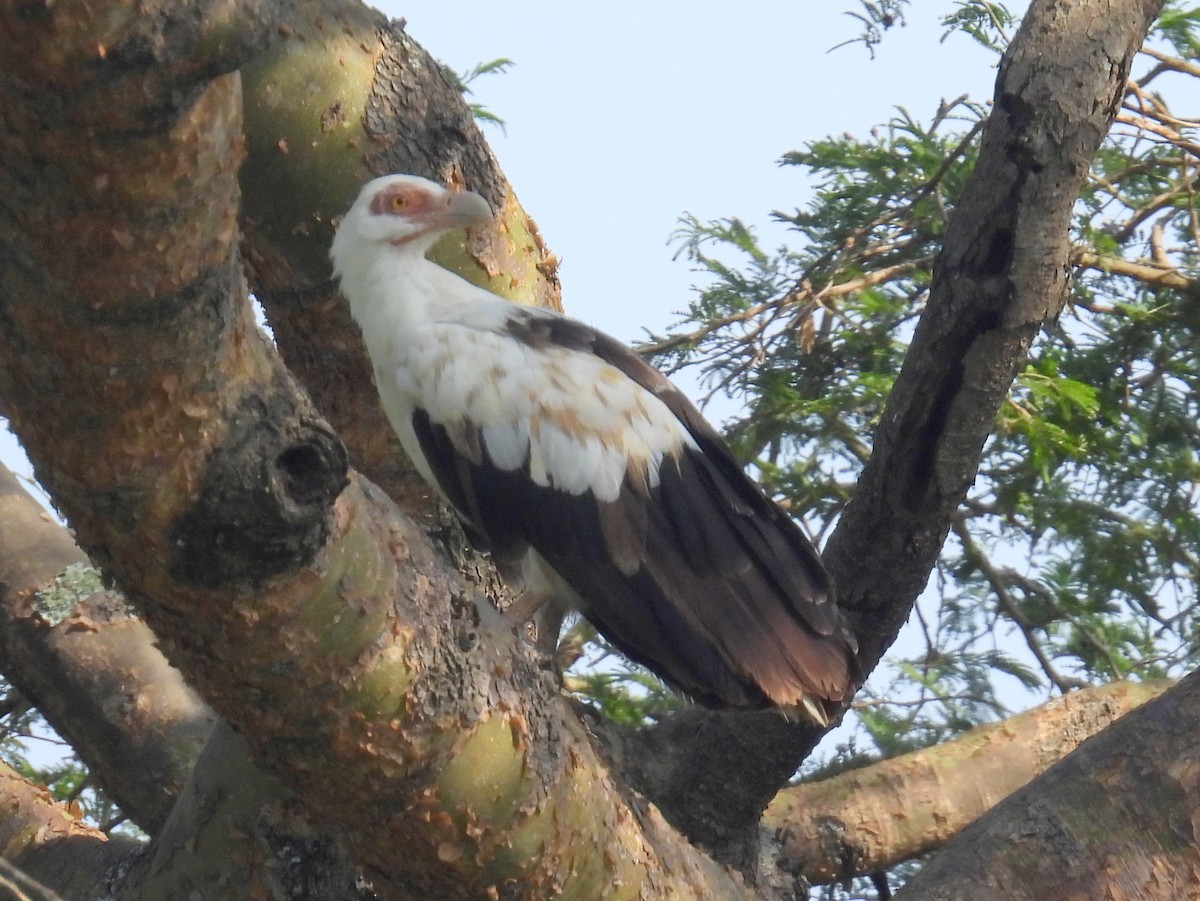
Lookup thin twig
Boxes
[951,518,1085,693]
[0,859,63,901]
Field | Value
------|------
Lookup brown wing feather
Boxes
[413,310,858,714]
[507,311,849,639]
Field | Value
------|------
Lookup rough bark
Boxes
[765,680,1170,883]
[631,0,1165,865]
[832,0,1165,668]
[0,758,139,897]
[0,2,746,898]
[125,720,367,900]
[0,464,215,834]
[0,463,373,896]
[896,671,1200,900]
[0,0,1178,896]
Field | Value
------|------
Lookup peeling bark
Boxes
[765,681,1170,883]
[0,759,139,897]
[0,0,1178,897]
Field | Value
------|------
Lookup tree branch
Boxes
[0,2,751,897]
[127,720,367,900]
[0,464,215,834]
[952,517,1086,693]
[764,680,1169,883]
[896,671,1200,899]
[832,0,1165,670]
[0,464,375,896]
[0,759,138,898]
[1140,45,1200,79]
[1072,249,1195,293]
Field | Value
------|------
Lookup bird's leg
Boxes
[503,589,546,630]
[536,600,566,661]
[504,592,566,659]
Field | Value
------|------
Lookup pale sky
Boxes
[391,2,1014,345]
[385,3,1046,728]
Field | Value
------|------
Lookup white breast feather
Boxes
[390,317,696,504]
[480,421,530,471]
[341,244,696,505]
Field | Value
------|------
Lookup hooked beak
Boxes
[432,189,493,230]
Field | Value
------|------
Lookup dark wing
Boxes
[411,309,858,715]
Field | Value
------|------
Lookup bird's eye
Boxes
[390,194,408,211]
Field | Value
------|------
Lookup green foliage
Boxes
[441,57,515,131]
[835,1,1016,56]
[563,622,682,725]
[713,19,1200,899]
[1155,0,1200,53]
[639,10,1200,777]
[649,100,983,527]
[940,1,1015,51]
[835,0,909,57]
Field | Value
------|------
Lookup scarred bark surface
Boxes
[0,1,745,898]
[0,0,1179,897]
[832,0,1165,669]
[0,758,138,897]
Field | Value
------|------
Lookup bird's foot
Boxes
[504,592,566,668]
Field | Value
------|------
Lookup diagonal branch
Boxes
[830,0,1166,670]
[951,516,1085,694]
[0,759,139,897]
[1072,249,1195,293]
[0,466,368,896]
[632,0,1166,861]
[897,671,1200,898]
[0,464,216,834]
[766,679,1169,883]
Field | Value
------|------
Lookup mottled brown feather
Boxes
[410,310,858,714]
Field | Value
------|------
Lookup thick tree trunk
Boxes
[0,758,139,897]
[0,2,744,898]
[0,0,1178,896]
[831,0,1166,670]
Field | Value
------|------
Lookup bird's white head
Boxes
[330,174,494,280]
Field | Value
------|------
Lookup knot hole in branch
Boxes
[169,394,349,590]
